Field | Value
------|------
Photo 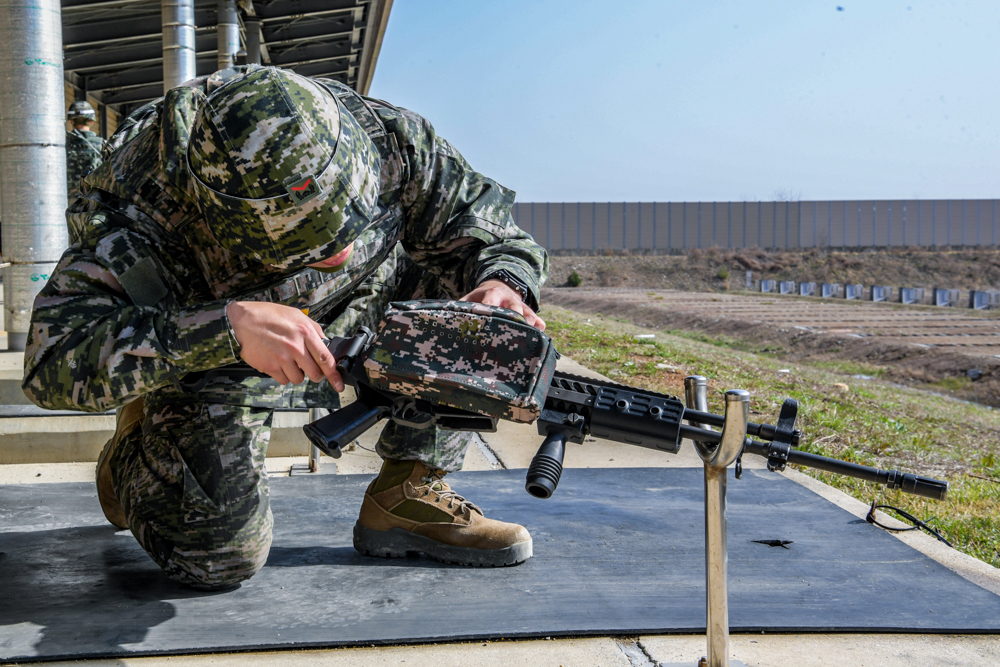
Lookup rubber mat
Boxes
[2,468,998,662]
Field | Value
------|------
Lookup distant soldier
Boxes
[65,101,105,199]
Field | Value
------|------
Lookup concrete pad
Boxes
[0,460,94,484]
[36,637,632,667]
[0,413,115,464]
[0,350,21,371]
[640,633,1000,667]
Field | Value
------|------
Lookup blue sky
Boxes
[369,1,999,203]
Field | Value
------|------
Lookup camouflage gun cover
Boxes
[361,300,557,424]
[304,300,949,506]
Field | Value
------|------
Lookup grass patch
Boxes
[927,376,972,392]
[811,360,886,379]
[547,306,1000,568]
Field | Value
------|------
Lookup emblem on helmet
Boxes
[286,175,320,205]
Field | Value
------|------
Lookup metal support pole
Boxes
[162,0,196,91]
[308,408,327,472]
[0,0,69,350]
[217,0,239,70]
[245,17,261,65]
[685,376,750,667]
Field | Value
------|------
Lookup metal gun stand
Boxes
[684,376,749,667]
[290,407,328,475]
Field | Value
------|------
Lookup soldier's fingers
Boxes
[268,367,291,385]
[282,360,306,386]
[522,305,546,331]
[297,350,326,385]
[306,335,345,391]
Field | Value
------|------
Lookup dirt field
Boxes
[544,287,1000,408]
[548,247,1000,293]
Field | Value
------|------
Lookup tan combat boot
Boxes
[95,397,144,529]
[354,459,532,567]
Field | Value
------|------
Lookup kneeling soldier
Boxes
[23,66,547,589]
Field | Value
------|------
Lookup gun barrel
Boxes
[742,440,949,500]
[684,408,800,446]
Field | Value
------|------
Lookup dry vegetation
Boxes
[549,247,1000,292]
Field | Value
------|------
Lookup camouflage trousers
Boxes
[109,247,473,589]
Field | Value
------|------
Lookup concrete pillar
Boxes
[162,0,196,92]
[0,0,69,350]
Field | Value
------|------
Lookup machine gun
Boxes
[303,327,949,502]
[298,304,948,667]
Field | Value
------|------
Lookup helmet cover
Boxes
[187,66,381,269]
[68,100,96,122]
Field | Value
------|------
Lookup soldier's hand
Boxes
[226,301,346,391]
[460,280,546,331]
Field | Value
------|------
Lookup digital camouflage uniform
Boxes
[24,66,547,589]
[65,128,105,199]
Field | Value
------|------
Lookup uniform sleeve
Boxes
[387,107,548,307]
[21,239,240,412]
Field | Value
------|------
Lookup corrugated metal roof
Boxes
[62,0,391,117]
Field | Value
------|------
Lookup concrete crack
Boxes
[472,432,505,469]
[616,637,657,667]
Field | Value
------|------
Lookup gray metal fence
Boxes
[512,200,1000,251]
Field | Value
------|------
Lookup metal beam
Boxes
[86,57,216,91]
[284,58,353,79]
[100,83,165,105]
[261,15,354,45]
[254,0,359,20]
[63,8,215,46]
[63,0,160,11]
[268,40,353,66]
[357,0,391,95]
[64,31,216,70]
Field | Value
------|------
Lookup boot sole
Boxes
[353,523,532,567]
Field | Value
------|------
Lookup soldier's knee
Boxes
[164,528,273,590]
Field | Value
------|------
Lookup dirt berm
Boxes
[543,288,1000,409]
[548,246,1000,292]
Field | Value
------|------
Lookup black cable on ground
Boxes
[866,500,952,547]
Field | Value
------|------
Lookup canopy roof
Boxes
[62,0,392,116]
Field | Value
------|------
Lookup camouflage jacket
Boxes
[65,129,105,199]
[24,70,548,412]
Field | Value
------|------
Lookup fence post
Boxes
[653,201,657,250]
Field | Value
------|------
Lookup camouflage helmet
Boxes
[187,66,380,269]
[67,100,96,122]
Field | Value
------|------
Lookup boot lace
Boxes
[419,468,482,515]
